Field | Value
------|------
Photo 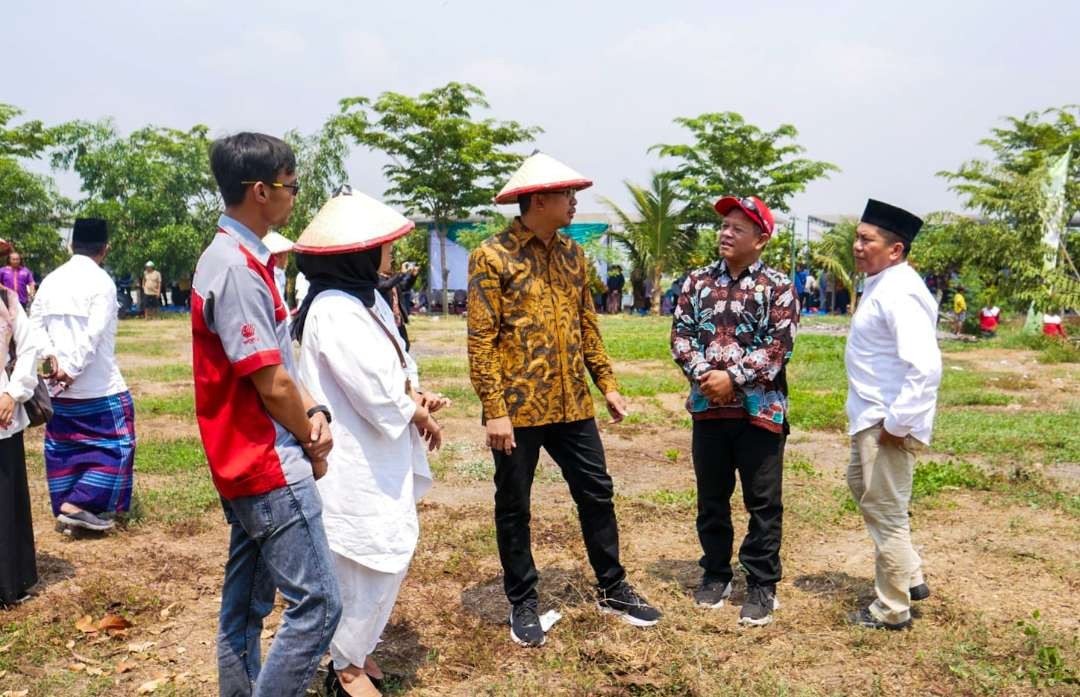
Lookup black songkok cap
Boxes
[860,199,923,242]
[72,218,109,244]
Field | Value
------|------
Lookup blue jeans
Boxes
[217,476,342,697]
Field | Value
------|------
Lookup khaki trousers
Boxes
[847,425,926,624]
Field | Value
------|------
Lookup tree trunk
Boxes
[438,223,450,317]
[651,265,663,316]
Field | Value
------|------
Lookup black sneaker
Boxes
[509,601,545,647]
[597,581,662,627]
[738,584,779,626]
[847,606,912,630]
[693,576,733,608]
[910,583,930,601]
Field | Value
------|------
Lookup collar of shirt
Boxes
[862,260,908,296]
[511,216,571,249]
[218,214,272,266]
[713,258,763,285]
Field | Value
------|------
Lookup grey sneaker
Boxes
[57,510,115,532]
[738,584,779,626]
[694,576,733,608]
[509,601,545,647]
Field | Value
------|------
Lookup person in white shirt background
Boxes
[31,218,135,534]
[263,230,294,311]
[844,199,941,631]
[291,188,447,697]
[0,236,46,605]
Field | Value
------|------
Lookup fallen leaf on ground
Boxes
[137,677,170,694]
[65,639,75,649]
[98,614,133,631]
[2,690,29,697]
[260,627,276,639]
[115,660,136,674]
[75,614,98,634]
[68,662,87,672]
[86,666,104,676]
[0,644,10,654]
[0,670,6,678]
[127,641,155,653]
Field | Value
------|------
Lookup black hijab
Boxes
[291,246,383,341]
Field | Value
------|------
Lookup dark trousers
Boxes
[692,419,785,587]
[493,418,625,605]
[0,433,36,605]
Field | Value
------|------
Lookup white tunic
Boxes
[298,290,432,573]
[30,255,127,400]
[0,302,45,438]
[845,262,942,444]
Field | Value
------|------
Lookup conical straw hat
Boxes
[262,231,295,254]
[294,185,415,255]
[494,152,592,204]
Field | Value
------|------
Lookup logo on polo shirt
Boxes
[241,323,257,345]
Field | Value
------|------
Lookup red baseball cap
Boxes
[714,196,775,236]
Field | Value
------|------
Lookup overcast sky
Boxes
[5,0,1078,220]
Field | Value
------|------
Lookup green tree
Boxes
[936,107,1080,312]
[651,112,839,224]
[51,120,220,284]
[811,220,860,311]
[0,104,69,274]
[602,172,695,314]
[334,82,541,314]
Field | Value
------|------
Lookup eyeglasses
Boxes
[740,197,759,213]
[240,180,301,196]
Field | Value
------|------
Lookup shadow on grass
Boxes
[794,571,874,606]
[28,552,76,595]
[460,567,595,624]
[645,558,700,589]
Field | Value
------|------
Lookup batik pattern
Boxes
[671,259,799,433]
[467,218,618,427]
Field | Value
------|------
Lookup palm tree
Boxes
[812,219,861,312]
[601,172,695,315]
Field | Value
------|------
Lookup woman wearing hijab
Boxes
[0,237,45,606]
[292,187,448,697]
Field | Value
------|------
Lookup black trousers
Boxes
[692,419,785,587]
[492,418,625,605]
[0,432,37,605]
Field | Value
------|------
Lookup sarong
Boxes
[44,391,135,516]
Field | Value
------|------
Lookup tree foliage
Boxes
[652,112,838,225]
[0,104,69,274]
[812,220,859,309]
[602,172,695,314]
[935,106,1080,312]
[334,82,540,311]
[50,120,220,283]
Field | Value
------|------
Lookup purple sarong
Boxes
[44,391,136,516]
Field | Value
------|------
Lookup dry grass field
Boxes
[1,313,1077,696]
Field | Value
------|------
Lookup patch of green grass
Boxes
[912,460,990,499]
[639,488,696,510]
[114,339,173,357]
[834,486,859,515]
[788,385,847,431]
[601,370,686,397]
[126,362,193,382]
[598,315,673,361]
[786,454,821,478]
[417,356,469,378]
[454,458,494,481]
[135,437,206,474]
[133,470,219,525]
[935,406,1080,465]
[136,390,195,418]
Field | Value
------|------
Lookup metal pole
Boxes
[790,215,798,284]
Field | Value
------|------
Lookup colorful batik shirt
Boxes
[467,217,618,427]
[671,258,799,433]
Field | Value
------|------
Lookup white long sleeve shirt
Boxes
[0,301,45,439]
[30,254,127,400]
[299,291,431,573]
[845,262,941,444]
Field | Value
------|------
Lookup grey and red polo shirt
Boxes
[192,215,308,499]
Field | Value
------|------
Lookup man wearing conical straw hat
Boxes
[293,186,447,696]
[467,152,662,648]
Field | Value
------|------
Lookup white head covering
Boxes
[294,185,414,255]
[494,152,592,204]
[262,231,295,255]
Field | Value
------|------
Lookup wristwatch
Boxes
[306,405,332,424]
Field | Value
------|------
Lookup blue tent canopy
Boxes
[433,221,609,244]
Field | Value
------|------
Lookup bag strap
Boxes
[365,305,408,373]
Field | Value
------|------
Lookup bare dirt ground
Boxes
[1,316,1077,696]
